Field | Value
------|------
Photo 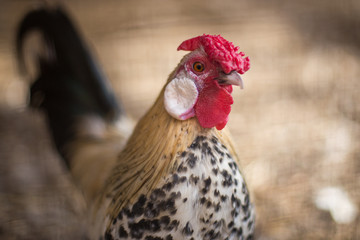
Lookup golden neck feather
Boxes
[102,77,239,222]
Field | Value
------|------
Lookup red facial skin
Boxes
[176,34,250,130]
[177,51,234,130]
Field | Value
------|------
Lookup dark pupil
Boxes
[196,64,202,70]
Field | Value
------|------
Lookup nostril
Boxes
[217,79,227,85]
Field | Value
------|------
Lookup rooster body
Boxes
[16,7,254,240]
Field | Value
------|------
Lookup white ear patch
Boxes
[164,77,198,120]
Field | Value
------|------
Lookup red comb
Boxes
[178,34,250,74]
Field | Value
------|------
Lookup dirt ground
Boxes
[0,0,359,239]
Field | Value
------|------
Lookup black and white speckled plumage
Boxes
[103,135,254,240]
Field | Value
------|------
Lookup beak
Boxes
[217,71,244,89]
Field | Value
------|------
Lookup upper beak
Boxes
[217,71,244,89]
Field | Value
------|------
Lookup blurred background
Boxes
[0,0,359,239]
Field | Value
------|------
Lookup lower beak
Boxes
[217,71,244,89]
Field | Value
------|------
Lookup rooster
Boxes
[16,6,255,240]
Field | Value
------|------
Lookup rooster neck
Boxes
[101,84,237,226]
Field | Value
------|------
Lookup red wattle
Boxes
[215,116,228,130]
[194,82,233,130]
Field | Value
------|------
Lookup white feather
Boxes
[314,186,358,224]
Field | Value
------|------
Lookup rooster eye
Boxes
[193,62,204,72]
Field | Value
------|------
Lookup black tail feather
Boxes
[16,6,123,166]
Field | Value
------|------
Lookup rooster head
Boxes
[164,34,250,130]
